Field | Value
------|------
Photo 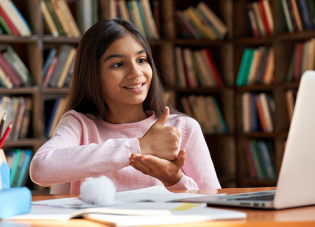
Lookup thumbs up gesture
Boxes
[138,107,180,161]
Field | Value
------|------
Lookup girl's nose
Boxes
[126,64,143,79]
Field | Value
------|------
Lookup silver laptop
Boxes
[180,71,315,209]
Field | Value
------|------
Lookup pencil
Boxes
[0,121,12,149]
[0,113,6,138]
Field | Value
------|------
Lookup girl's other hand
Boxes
[129,150,186,187]
[138,107,180,161]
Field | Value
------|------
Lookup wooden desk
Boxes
[2,187,315,227]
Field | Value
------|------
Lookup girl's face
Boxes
[99,34,152,109]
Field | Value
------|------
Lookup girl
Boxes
[30,18,221,194]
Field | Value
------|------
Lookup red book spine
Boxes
[246,140,257,178]
[43,56,57,87]
[0,53,22,87]
[0,6,19,36]
[255,95,267,131]
[203,49,223,87]
[181,49,190,87]
[259,0,271,35]
[293,43,303,82]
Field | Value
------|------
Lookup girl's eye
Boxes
[112,62,123,68]
[138,58,147,64]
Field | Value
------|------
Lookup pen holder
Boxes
[0,161,32,219]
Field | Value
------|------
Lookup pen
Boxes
[0,121,12,149]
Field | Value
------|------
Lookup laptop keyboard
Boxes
[227,194,275,201]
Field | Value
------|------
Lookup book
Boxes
[286,44,298,82]
[290,0,303,31]
[9,149,22,186]
[236,49,255,86]
[19,98,32,139]
[56,0,81,37]
[247,3,260,37]
[249,140,263,179]
[262,0,274,34]
[175,47,186,88]
[203,49,222,87]
[0,14,12,35]
[211,97,227,133]
[0,53,21,87]
[76,0,93,34]
[43,48,57,77]
[12,150,25,187]
[2,50,30,86]
[41,0,59,37]
[252,1,266,36]
[43,56,58,87]
[259,0,271,35]
[258,141,276,180]
[16,149,32,187]
[7,46,32,85]
[141,0,160,39]
[199,50,216,86]
[299,0,313,29]
[48,45,73,87]
[180,97,194,118]
[293,42,303,82]
[63,56,75,87]
[0,0,31,36]
[6,97,19,140]
[196,2,228,38]
[44,0,66,36]
[51,0,71,37]
[0,4,18,36]
[11,97,26,141]
[57,48,76,88]
[262,47,274,85]
[0,66,13,88]
[183,49,197,88]
[45,99,61,138]
[175,10,200,39]
[245,140,257,178]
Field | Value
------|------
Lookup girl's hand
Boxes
[138,107,180,161]
[129,149,186,187]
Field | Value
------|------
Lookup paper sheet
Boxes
[84,207,247,226]
[32,185,221,209]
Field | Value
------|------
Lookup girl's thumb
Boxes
[177,149,186,167]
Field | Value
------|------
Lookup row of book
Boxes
[5,149,32,187]
[43,45,76,88]
[286,89,298,122]
[181,95,227,134]
[0,45,33,88]
[242,92,275,133]
[281,0,315,33]
[247,0,274,37]
[41,0,81,37]
[0,0,32,36]
[109,0,160,39]
[45,98,66,138]
[245,139,276,180]
[236,47,274,86]
[75,0,99,34]
[0,96,32,141]
[175,2,228,40]
[175,47,223,88]
[286,39,315,83]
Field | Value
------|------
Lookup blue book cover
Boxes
[299,0,313,29]
[43,48,57,78]
[196,8,223,40]
[45,99,61,138]
[236,49,255,86]
[16,149,32,187]
[249,140,263,179]
[136,0,148,38]
[258,141,276,180]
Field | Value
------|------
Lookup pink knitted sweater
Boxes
[30,110,221,194]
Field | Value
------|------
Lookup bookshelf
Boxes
[2,0,311,192]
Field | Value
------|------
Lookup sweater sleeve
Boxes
[30,112,141,187]
[166,116,221,190]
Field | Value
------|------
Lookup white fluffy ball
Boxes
[80,176,116,205]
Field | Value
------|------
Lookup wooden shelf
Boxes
[204,133,234,138]
[235,36,274,45]
[175,86,233,94]
[279,83,300,90]
[0,35,38,43]
[2,139,47,148]
[42,88,70,94]
[0,87,38,94]
[239,178,277,187]
[277,30,315,40]
[238,132,278,138]
[175,39,230,46]
[42,35,81,43]
[236,85,275,92]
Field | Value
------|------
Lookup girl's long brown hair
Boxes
[65,18,175,120]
